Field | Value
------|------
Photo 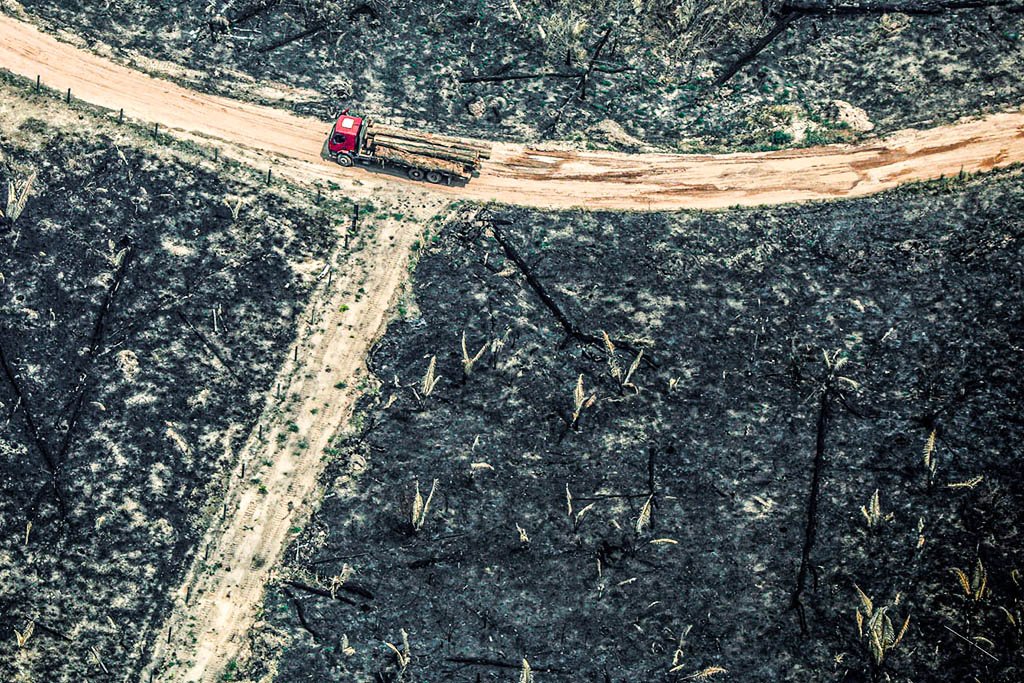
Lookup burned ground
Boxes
[13,1,1024,149]
[251,172,1023,682]
[0,94,338,682]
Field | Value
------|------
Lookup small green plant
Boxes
[220,658,238,681]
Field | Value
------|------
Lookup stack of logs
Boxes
[365,122,492,178]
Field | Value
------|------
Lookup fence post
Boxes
[118,108,124,123]
[35,75,40,92]
[65,88,71,104]
[266,168,272,185]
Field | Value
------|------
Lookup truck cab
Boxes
[327,113,364,166]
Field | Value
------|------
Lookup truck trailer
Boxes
[326,112,491,184]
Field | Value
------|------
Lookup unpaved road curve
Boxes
[3,12,1024,211]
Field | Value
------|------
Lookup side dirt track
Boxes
[2,11,1024,212]
[139,196,446,683]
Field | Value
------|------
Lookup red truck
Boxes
[326,112,491,184]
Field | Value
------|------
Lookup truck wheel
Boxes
[407,168,425,181]
[336,154,353,167]
[425,171,443,184]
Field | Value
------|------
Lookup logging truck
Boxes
[326,112,491,184]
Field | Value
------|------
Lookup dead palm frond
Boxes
[384,629,411,679]
[953,559,987,601]
[2,171,36,224]
[421,355,442,397]
[570,374,596,427]
[922,429,938,478]
[635,494,653,535]
[461,331,487,376]
[14,621,34,649]
[853,585,910,666]
[861,489,891,528]
[519,658,533,683]
[676,665,728,680]
[411,479,438,531]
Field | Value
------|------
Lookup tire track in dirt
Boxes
[2,11,1024,212]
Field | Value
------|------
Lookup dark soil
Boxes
[253,171,1023,682]
[14,1,1024,149]
[0,99,337,682]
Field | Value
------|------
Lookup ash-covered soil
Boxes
[251,171,1023,682]
[0,96,338,681]
[14,1,1024,149]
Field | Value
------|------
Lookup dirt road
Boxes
[136,198,444,683]
[2,12,1024,212]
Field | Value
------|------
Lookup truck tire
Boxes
[407,168,425,181]
[336,154,353,167]
[425,170,443,184]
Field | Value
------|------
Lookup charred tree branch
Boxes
[0,339,67,522]
[257,21,328,53]
[458,64,632,84]
[484,215,653,366]
[176,311,241,381]
[578,25,615,100]
[783,0,1023,14]
[229,0,282,25]
[714,1,1023,88]
[55,240,132,464]
[713,11,800,88]
[791,386,832,634]
[282,579,359,606]
[281,586,320,641]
